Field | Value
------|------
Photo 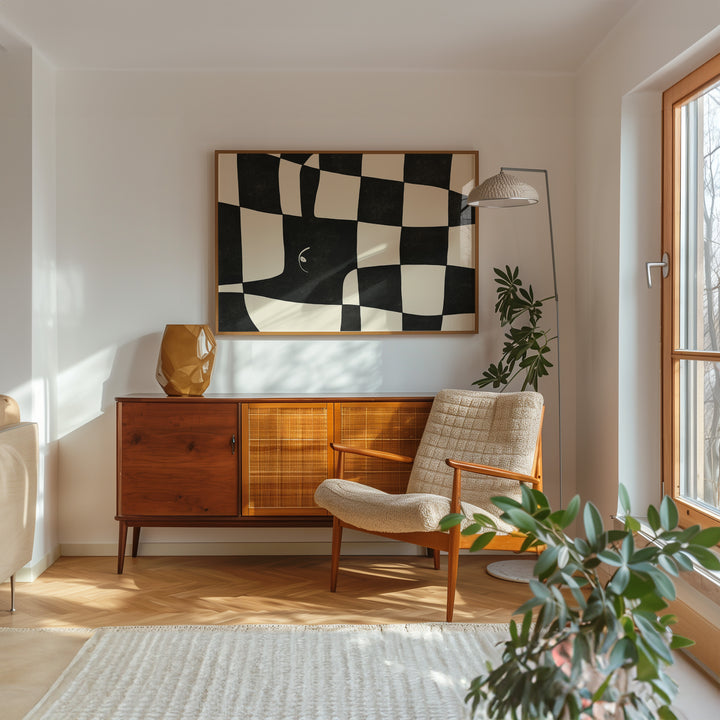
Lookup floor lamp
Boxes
[468,167,562,583]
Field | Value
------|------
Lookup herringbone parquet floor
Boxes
[1,553,532,628]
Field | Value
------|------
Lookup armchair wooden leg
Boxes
[446,528,461,622]
[330,517,343,592]
[433,548,441,570]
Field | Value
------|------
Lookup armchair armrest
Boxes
[444,457,541,516]
[330,443,414,464]
[330,443,414,481]
[445,458,541,488]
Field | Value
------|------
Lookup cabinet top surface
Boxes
[116,393,436,402]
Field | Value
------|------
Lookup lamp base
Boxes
[486,559,536,583]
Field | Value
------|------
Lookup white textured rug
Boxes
[24,623,508,720]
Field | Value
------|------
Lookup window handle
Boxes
[646,252,669,288]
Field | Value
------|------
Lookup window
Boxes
[663,52,720,529]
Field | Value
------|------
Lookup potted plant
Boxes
[441,485,720,719]
[474,265,555,392]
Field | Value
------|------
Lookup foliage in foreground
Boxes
[440,485,720,719]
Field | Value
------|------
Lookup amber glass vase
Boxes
[155,324,217,396]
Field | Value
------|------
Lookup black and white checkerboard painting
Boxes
[216,151,477,333]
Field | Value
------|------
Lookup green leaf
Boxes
[598,549,623,567]
[657,554,679,577]
[618,483,632,515]
[557,545,570,569]
[630,546,658,563]
[583,502,604,548]
[501,507,539,534]
[491,495,523,513]
[608,565,630,594]
[669,634,695,649]
[608,529,628,543]
[608,636,637,672]
[621,532,635,561]
[471,512,499,529]
[685,545,720,570]
[625,515,642,532]
[535,546,559,578]
[646,567,677,600]
[438,513,465,530]
[636,647,659,681]
[674,551,695,572]
[659,496,679,531]
[561,495,581,528]
[648,504,662,532]
[635,615,673,664]
[658,706,679,720]
[470,532,497,552]
[520,484,538,513]
[624,573,655,599]
[636,592,669,614]
[574,537,590,555]
[692,526,720,548]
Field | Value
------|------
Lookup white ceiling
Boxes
[0,0,638,73]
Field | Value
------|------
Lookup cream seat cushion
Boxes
[314,479,517,534]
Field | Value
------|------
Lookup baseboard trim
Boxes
[59,541,427,557]
[14,545,61,582]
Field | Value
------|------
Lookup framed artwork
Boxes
[215,150,478,334]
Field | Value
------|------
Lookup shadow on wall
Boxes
[212,337,385,394]
[56,333,161,441]
[102,333,164,409]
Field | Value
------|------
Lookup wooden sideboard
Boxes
[115,394,433,572]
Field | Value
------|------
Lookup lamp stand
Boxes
[479,167,562,584]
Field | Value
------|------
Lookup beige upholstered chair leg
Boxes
[330,517,343,592]
[10,573,16,613]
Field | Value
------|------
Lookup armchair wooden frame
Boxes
[327,413,543,622]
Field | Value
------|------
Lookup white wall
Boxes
[54,69,576,553]
[575,0,720,521]
[0,40,32,409]
[0,33,60,578]
[30,49,59,575]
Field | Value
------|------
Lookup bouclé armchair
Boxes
[314,389,544,621]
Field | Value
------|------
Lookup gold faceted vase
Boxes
[156,324,217,396]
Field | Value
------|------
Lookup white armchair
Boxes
[0,395,38,612]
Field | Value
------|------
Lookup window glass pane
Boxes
[678,78,720,351]
[679,359,720,515]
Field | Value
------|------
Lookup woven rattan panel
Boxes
[243,404,332,515]
[336,402,432,493]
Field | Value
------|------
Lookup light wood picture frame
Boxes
[215,150,478,335]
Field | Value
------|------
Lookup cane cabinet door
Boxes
[335,401,432,493]
[118,401,239,516]
[242,403,333,515]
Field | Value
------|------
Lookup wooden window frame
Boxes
[662,52,720,530]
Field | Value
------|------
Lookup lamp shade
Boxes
[467,170,539,207]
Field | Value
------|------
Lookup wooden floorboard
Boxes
[1,554,533,628]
